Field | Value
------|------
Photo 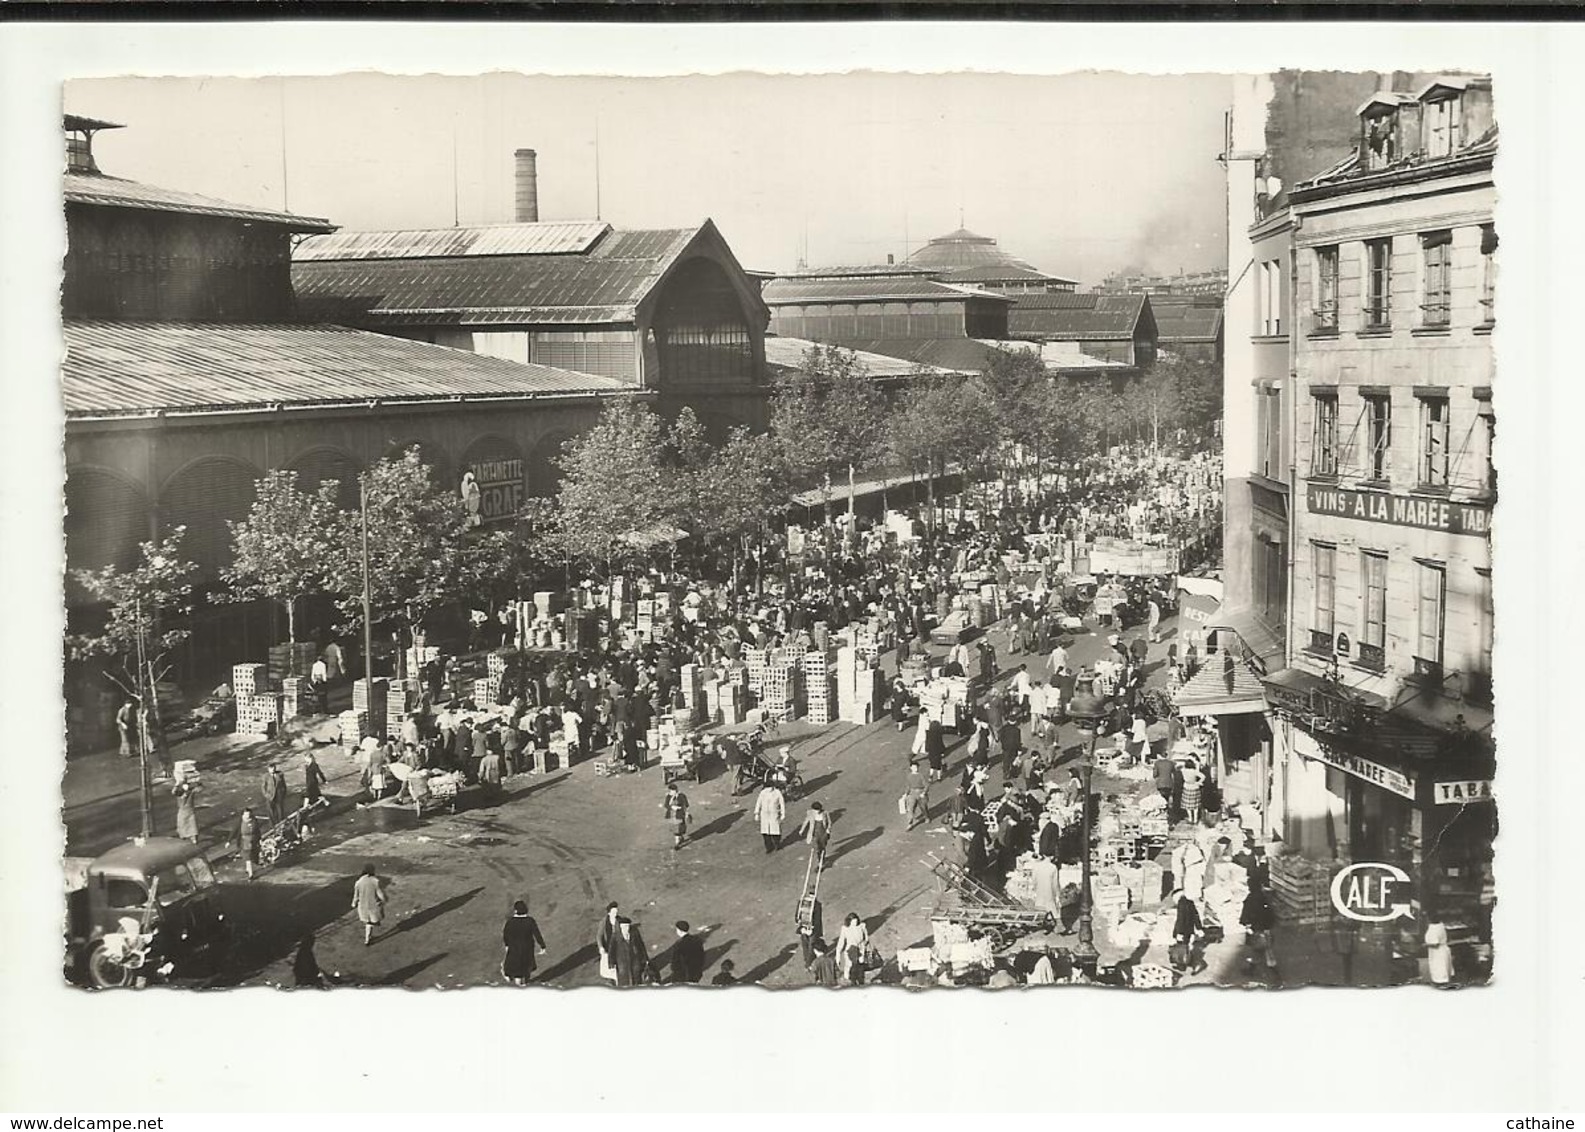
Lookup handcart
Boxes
[391,764,466,815]
[258,798,330,867]
[660,735,704,785]
[923,853,1056,946]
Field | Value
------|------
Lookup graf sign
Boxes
[468,458,525,523]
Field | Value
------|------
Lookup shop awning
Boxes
[1206,607,1285,675]
[1173,659,1268,716]
[617,524,689,551]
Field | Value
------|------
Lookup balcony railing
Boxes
[1356,641,1386,672]
[1419,300,1451,328]
[1308,628,1335,655]
[1312,306,1338,334]
[1412,656,1445,684]
[1466,670,1493,706]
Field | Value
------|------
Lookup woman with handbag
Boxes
[501,900,548,986]
[1169,890,1204,975]
[836,912,872,986]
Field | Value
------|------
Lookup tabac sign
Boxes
[1307,484,1491,537]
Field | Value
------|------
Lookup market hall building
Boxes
[61,117,649,747]
[290,151,772,440]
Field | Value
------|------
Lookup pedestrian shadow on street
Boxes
[391,886,486,936]
[339,952,449,988]
[211,872,358,985]
[826,825,884,864]
[536,942,598,984]
[702,935,737,972]
[737,941,800,985]
[799,770,841,797]
[690,809,745,840]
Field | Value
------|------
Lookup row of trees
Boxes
[68,342,1220,706]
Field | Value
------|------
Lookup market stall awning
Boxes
[1173,660,1268,716]
[617,524,689,551]
[1206,606,1285,675]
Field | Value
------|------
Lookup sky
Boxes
[67,71,1230,287]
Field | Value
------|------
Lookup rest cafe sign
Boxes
[1307,484,1490,537]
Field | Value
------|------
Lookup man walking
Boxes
[262,763,289,827]
[755,783,786,853]
[904,761,931,831]
[669,921,705,984]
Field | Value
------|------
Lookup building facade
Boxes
[1213,75,1497,980]
[1267,78,1495,958]
[61,118,650,746]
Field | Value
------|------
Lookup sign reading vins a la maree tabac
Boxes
[1307,484,1491,537]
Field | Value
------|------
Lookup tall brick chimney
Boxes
[514,148,539,223]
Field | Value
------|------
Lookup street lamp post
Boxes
[1065,675,1112,976]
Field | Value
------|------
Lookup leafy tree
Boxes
[68,531,197,833]
[688,426,791,607]
[554,400,671,574]
[769,344,888,530]
[224,469,341,646]
[326,447,470,658]
[887,375,966,541]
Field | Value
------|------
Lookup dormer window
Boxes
[1364,109,1398,171]
[62,115,123,176]
[66,130,95,174]
[1424,94,1462,158]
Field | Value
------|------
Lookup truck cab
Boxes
[65,838,228,988]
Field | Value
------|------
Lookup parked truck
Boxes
[64,837,229,988]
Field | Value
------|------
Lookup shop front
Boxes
[1265,688,1495,983]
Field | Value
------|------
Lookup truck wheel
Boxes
[86,942,136,989]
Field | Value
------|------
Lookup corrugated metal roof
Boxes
[63,320,631,417]
[1153,303,1224,343]
[65,114,124,132]
[779,264,938,280]
[295,221,611,262]
[293,227,699,327]
[764,336,966,379]
[939,263,1078,286]
[64,172,335,232]
[1008,293,1150,340]
[761,276,1011,305]
[838,338,1002,372]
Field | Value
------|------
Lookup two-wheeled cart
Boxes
[923,853,1056,946]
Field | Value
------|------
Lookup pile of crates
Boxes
[353,677,388,740]
[758,663,801,723]
[280,676,304,720]
[234,664,281,737]
[801,648,835,726]
[338,708,368,747]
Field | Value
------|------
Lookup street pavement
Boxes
[64,605,1290,990]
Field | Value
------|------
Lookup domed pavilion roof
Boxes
[906,227,1039,272]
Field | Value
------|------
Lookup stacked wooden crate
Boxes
[234,663,280,737]
[353,678,388,740]
[802,647,835,725]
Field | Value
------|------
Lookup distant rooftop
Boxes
[64,171,336,232]
[64,320,633,418]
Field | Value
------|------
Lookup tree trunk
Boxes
[823,469,833,532]
[285,596,297,646]
[925,457,937,543]
[847,462,857,546]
